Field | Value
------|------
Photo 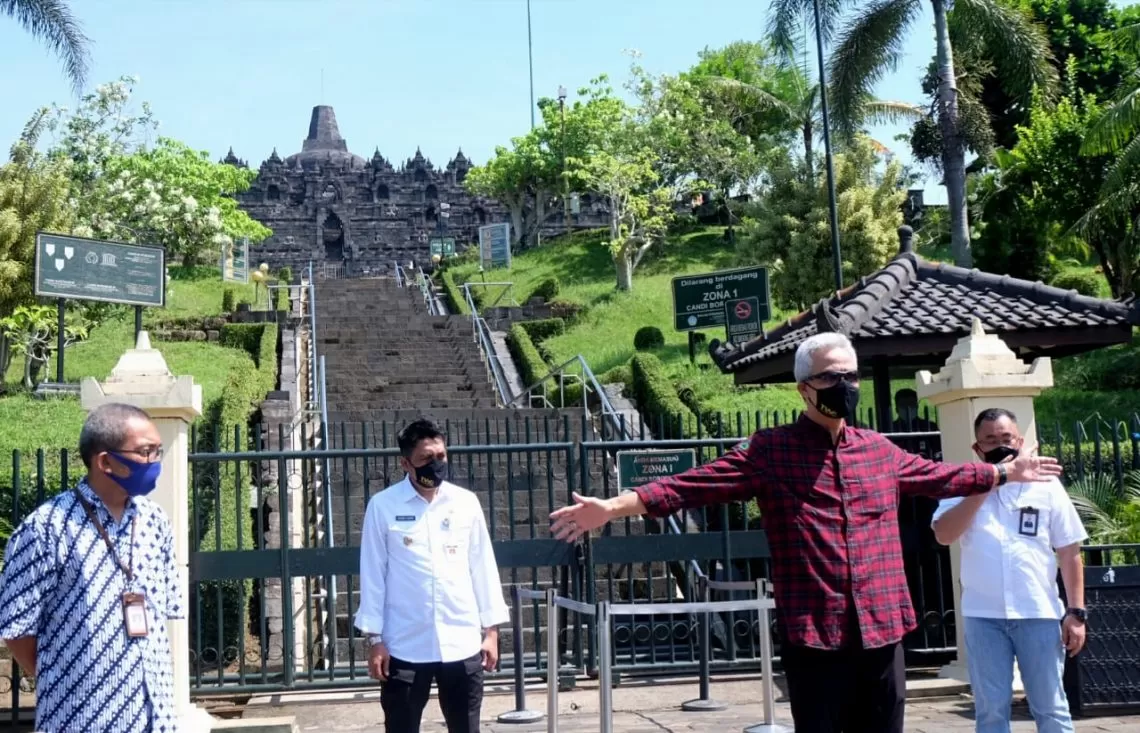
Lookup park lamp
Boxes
[557,85,567,102]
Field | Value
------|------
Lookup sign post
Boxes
[478,222,511,270]
[671,266,770,332]
[725,296,763,345]
[35,232,166,388]
[221,237,250,284]
[616,449,697,490]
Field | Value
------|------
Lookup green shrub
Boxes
[599,362,632,388]
[527,277,560,302]
[630,353,689,438]
[633,326,665,351]
[506,323,548,391]
[519,318,566,343]
[196,322,279,657]
[277,266,293,284]
[221,288,235,313]
[439,270,470,315]
[1051,270,1104,298]
[1055,342,1140,391]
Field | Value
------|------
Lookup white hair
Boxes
[793,333,857,382]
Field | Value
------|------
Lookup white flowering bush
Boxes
[47,76,270,266]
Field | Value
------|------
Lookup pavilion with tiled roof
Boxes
[708,226,1140,428]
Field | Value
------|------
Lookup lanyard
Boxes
[74,489,136,583]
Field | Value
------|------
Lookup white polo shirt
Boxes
[932,477,1087,620]
[354,477,510,663]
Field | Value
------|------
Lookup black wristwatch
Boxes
[996,463,1008,486]
[1065,607,1087,624]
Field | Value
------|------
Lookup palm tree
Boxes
[2,0,90,93]
[694,37,923,179]
[1066,469,1140,559]
[773,0,1056,268]
[1081,24,1140,223]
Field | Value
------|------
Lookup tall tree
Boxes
[0,107,74,316]
[815,0,1057,267]
[2,0,90,92]
[738,137,908,308]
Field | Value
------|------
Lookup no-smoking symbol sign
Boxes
[734,300,752,320]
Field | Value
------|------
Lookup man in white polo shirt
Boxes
[932,408,1088,733]
[355,418,509,733]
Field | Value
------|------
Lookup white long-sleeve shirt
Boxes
[354,477,510,663]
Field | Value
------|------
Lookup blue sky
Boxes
[0,0,943,201]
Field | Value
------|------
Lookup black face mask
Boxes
[411,458,449,489]
[982,445,1019,464]
[813,382,860,420]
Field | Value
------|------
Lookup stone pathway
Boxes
[241,677,1138,732]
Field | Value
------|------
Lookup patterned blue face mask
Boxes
[106,452,162,496]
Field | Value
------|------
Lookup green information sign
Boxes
[671,266,770,332]
[35,232,165,307]
[616,449,697,490]
[725,295,762,345]
[442,237,456,257]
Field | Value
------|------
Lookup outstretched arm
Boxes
[551,435,766,542]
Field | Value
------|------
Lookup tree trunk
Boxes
[933,0,972,268]
[529,190,547,248]
[614,251,634,292]
[803,119,815,179]
[507,201,525,250]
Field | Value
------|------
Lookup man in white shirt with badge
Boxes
[933,408,1088,733]
[356,418,509,733]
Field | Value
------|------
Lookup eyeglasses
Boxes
[116,446,164,463]
[803,370,860,388]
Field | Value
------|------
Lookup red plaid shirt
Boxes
[633,416,995,651]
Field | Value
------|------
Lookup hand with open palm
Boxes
[549,492,612,542]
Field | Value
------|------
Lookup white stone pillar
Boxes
[80,332,214,732]
[916,318,1054,688]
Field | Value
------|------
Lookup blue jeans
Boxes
[963,616,1075,733]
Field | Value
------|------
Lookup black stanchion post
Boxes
[497,585,544,724]
[55,298,65,383]
[682,575,728,711]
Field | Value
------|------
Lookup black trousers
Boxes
[380,653,484,733]
[781,640,906,733]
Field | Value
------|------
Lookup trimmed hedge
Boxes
[630,353,690,439]
[527,277,560,302]
[439,269,470,315]
[634,326,665,351]
[506,323,548,392]
[196,322,279,659]
[519,317,566,343]
[1051,269,1104,298]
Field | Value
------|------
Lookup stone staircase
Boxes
[308,276,671,666]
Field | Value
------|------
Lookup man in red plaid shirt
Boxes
[550,332,1062,733]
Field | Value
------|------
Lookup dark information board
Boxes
[671,266,770,332]
[35,232,165,307]
[616,449,697,489]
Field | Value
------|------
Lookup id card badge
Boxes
[1018,507,1040,537]
[122,592,149,638]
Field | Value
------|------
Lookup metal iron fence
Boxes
[3,413,1140,711]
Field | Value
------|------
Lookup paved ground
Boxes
[239,675,1139,732]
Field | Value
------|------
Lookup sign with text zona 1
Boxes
[478,222,511,269]
[35,232,165,307]
[616,449,697,490]
[725,296,762,345]
[221,237,250,284]
[671,265,770,332]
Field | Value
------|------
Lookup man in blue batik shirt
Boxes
[0,403,183,733]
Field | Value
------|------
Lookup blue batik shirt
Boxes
[0,479,184,733]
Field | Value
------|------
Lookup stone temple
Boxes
[223,105,510,275]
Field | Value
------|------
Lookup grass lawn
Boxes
[1,266,260,465]
[445,226,1140,430]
